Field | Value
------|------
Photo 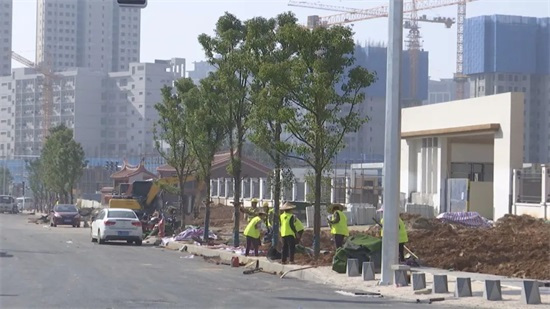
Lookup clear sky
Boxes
[10,0,550,80]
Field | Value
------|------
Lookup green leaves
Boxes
[40,124,86,203]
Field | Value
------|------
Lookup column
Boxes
[304,181,309,202]
[512,169,522,215]
[217,178,222,198]
[241,179,246,199]
[210,179,215,196]
[259,178,265,200]
[345,177,351,204]
[330,178,335,203]
[225,178,231,198]
[250,178,255,199]
[541,164,548,205]
[437,137,449,213]
[292,181,297,201]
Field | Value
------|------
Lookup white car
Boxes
[0,195,17,213]
[91,208,143,245]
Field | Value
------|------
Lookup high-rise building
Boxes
[465,15,550,163]
[423,78,470,105]
[337,44,429,162]
[36,0,141,73]
[0,0,12,76]
[1,58,185,158]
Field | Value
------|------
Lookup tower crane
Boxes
[288,0,476,100]
[11,51,59,143]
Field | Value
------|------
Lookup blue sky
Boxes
[10,0,550,79]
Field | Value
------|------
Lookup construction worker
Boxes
[295,217,305,244]
[243,209,267,257]
[262,202,274,243]
[240,198,259,222]
[327,204,349,249]
[279,202,298,264]
[377,205,409,262]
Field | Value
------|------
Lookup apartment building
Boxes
[465,15,550,163]
[0,0,12,76]
[423,78,470,105]
[36,0,141,73]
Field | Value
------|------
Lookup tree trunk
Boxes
[69,185,74,204]
[203,174,211,241]
[314,168,322,258]
[179,180,186,229]
[271,157,281,247]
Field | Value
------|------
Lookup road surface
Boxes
[1,213,441,308]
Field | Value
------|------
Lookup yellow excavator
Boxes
[109,177,179,218]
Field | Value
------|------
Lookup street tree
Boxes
[41,125,86,204]
[185,74,227,241]
[153,78,197,228]
[199,13,254,246]
[261,18,376,257]
[246,13,297,246]
[0,166,13,195]
[26,158,47,212]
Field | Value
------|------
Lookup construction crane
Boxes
[288,0,476,100]
[11,51,59,144]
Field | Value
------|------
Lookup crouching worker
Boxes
[295,217,305,244]
[243,209,267,257]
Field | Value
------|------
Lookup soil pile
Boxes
[407,214,550,280]
[191,204,236,227]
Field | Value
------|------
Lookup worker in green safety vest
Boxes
[378,205,409,262]
[295,217,305,244]
[243,209,267,257]
[327,204,349,249]
[280,202,298,264]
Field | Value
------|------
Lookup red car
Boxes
[50,204,81,227]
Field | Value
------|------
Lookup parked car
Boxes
[91,208,143,245]
[0,195,17,213]
[50,204,81,227]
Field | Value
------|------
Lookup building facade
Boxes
[36,0,141,73]
[465,15,550,163]
[0,0,12,76]
[187,60,215,85]
[423,78,470,105]
[0,58,185,158]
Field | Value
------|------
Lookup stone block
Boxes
[347,258,360,277]
[362,262,375,281]
[433,274,448,293]
[484,280,502,301]
[521,280,541,304]
[394,270,408,286]
[454,277,472,297]
[391,264,411,271]
[412,273,426,291]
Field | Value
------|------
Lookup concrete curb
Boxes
[162,241,323,281]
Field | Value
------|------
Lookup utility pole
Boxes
[380,0,403,286]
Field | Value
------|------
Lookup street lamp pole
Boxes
[380,0,403,285]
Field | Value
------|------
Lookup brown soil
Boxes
[406,214,550,280]
[200,206,550,280]
[190,204,236,228]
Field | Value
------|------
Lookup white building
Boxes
[187,61,215,85]
[103,58,185,157]
[400,92,524,220]
[36,0,141,73]
[0,0,12,76]
[1,58,185,158]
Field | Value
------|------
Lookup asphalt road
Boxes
[1,213,441,309]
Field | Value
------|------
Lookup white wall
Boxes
[451,143,494,163]
[400,93,524,220]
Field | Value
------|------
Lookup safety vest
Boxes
[266,208,274,227]
[295,218,304,233]
[380,218,409,243]
[243,216,262,239]
[330,210,349,236]
[280,212,295,237]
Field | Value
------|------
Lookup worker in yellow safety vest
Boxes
[240,198,259,222]
[295,217,305,244]
[327,204,349,249]
[377,205,409,262]
[243,209,267,257]
[279,202,298,264]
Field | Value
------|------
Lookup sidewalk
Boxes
[161,240,549,309]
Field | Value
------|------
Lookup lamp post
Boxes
[380,0,404,286]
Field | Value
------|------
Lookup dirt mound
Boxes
[408,214,550,280]
[191,204,236,227]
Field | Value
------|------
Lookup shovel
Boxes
[372,217,426,266]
